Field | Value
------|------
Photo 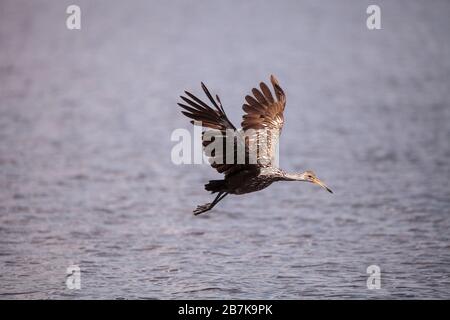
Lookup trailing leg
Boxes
[193,192,228,215]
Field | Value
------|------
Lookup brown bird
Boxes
[178,75,332,215]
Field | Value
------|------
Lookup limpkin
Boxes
[178,75,332,215]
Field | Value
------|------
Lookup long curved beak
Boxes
[313,178,333,193]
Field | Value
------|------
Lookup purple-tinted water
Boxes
[1,0,449,299]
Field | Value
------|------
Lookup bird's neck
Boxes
[281,172,306,181]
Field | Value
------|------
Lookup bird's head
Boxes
[299,170,333,193]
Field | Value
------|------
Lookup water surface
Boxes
[1,0,449,299]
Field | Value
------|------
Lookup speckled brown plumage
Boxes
[178,75,332,215]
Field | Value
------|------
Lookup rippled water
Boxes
[1,0,450,299]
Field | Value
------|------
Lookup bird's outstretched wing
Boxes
[178,83,247,176]
[241,75,286,166]
[179,82,235,131]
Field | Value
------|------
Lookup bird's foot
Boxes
[193,203,212,215]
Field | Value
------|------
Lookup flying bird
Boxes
[178,75,332,215]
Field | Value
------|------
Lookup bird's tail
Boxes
[204,180,226,193]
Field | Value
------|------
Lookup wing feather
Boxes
[241,75,286,166]
[178,76,286,175]
[179,83,247,176]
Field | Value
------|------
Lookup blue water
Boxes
[1,0,449,299]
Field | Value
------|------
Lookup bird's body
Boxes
[178,75,332,215]
[209,166,281,195]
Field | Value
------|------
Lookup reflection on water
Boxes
[1,0,449,299]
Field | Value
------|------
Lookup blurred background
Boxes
[0,0,449,299]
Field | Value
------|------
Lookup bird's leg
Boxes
[193,192,228,215]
